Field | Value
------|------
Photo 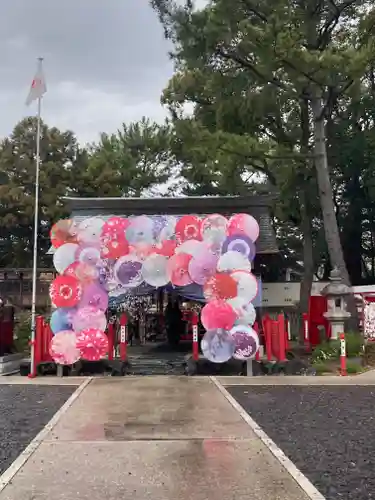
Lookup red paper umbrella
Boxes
[100,234,129,259]
[166,253,193,286]
[201,299,237,331]
[203,273,238,301]
[64,262,99,284]
[175,216,202,244]
[49,331,81,365]
[154,240,177,257]
[50,275,83,308]
[102,217,129,233]
[76,328,108,361]
[50,219,78,248]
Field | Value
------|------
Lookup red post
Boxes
[119,313,128,362]
[28,315,44,378]
[192,312,199,361]
[277,314,287,362]
[107,323,115,361]
[302,312,310,352]
[254,321,261,361]
[262,315,273,362]
[340,333,347,376]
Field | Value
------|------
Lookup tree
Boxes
[152,0,375,323]
[0,117,84,267]
[74,118,174,197]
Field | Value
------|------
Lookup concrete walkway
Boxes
[0,377,310,500]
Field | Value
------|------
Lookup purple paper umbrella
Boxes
[80,283,109,312]
[114,256,143,288]
[188,250,218,285]
[230,325,259,360]
[222,234,256,261]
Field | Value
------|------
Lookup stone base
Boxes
[0,353,24,375]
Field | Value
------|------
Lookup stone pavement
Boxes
[0,377,310,500]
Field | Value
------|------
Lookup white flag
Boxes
[25,60,46,106]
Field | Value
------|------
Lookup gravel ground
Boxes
[227,385,375,500]
[0,385,76,475]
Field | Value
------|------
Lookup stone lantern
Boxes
[321,267,352,340]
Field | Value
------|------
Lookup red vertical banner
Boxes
[192,312,199,361]
[340,333,347,376]
[28,315,44,378]
[277,314,287,362]
[303,312,310,352]
[119,313,128,362]
[107,323,115,361]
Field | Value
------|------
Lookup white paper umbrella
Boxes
[217,251,251,273]
[142,254,170,288]
[230,270,258,303]
[228,298,257,326]
[77,217,105,245]
[53,243,79,274]
[201,214,228,245]
[201,329,236,363]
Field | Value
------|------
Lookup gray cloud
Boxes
[0,0,174,144]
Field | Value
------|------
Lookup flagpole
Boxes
[30,57,43,377]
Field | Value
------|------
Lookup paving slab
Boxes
[217,375,375,385]
[0,377,310,500]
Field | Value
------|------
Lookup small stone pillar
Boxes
[321,268,352,340]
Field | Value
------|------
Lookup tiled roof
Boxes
[61,195,278,254]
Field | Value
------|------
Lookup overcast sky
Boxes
[0,0,205,146]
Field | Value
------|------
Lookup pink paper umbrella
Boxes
[230,325,259,360]
[75,245,101,267]
[76,328,109,361]
[188,250,218,285]
[227,213,260,242]
[166,253,193,286]
[175,215,202,243]
[201,330,236,363]
[50,275,83,308]
[230,270,258,304]
[49,331,81,365]
[77,217,105,245]
[201,299,237,331]
[80,283,109,311]
[72,306,107,332]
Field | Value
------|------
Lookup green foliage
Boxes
[13,311,31,354]
[344,332,364,358]
[346,360,364,374]
[312,340,340,363]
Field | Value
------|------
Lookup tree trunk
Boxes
[298,188,315,344]
[310,94,358,327]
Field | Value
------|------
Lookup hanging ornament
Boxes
[142,254,170,288]
[201,299,237,331]
[188,250,218,285]
[222,235,256,261]
[227,213,260,242]
[50,275,83,308]
[50,219,78,248]
[200,214,228,246]
[217,251,251,273]
[175,215,202,243]
[49,331,81,365]
[80,283,109,311]
[72,306,107,332]
[126,216,154,245]
[230,270,258,303]
[53,243,79,274]
[203,273,238,301]
[50,308,75,335]
[201,330,236,363]
[166,253,193,286]
[230,325,259,360]
[76,328,108,361]
[114,256,143,288]
[77,217,105,245]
